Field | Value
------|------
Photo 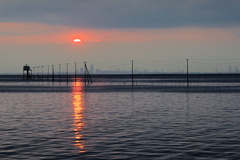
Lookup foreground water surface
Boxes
[1,81,240,159]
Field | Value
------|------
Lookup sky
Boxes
[1,0,240,73]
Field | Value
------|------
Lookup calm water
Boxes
[1,80,240,159]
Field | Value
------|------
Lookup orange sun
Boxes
[73,39,81,43]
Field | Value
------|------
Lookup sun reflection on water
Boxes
[71,81,85,153]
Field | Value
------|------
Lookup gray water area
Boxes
[1,81,240,159]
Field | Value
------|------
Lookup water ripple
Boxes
[1,88,240,159]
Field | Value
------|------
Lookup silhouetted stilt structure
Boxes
[23,64,32,79]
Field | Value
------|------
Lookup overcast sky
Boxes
[1,0,240,28]
[1,0,240,73]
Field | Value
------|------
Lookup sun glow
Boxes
[73,39,81,43]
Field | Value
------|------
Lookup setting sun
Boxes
[73,39,81,43]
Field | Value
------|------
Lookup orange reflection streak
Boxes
[72,81,85,153]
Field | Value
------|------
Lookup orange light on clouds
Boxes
[0,22,239,44]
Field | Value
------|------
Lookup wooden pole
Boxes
[33,67,35,80]
[52,65,54,82]
[75,62,77,82]
[59,64,61,82]
[132,60,134,86]
[187,59,189,86]
[66,63,68,83]
[41,66,44,80]
[48,65,50,81]
[37,66,40,80]
[84,62,86,85]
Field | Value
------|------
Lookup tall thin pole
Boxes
[23,67,24,79]
[187,59,189,86]
[75,62,77,82]
[84,62,86,85]
[52,65,54,82]
[41,66,44,80]
[59,64,61,82]
[33,67,35,80]
[66,63,68,83]
[48,65,50,81]
[132,60,134,86]
[37,66,40,80]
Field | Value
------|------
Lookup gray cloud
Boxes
[0,0,240,28]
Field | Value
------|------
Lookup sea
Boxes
[1,74,240,160]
